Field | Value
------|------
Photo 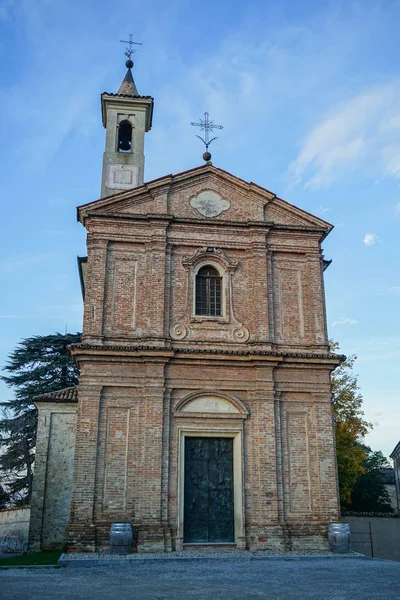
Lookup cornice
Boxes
[83,211,328,238]
[390,441,400,459]
[100,93,154,130]
[69,343,345,363]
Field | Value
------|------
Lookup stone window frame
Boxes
[195,265,222,317]
[182,248,239,325]
[192,261,226,321]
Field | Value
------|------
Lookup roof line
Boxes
[273,194,333,229]
[76,163,333,231]
[34,386,78,403]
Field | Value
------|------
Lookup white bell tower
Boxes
[100,50,153,198]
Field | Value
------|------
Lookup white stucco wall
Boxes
[29,401,77,551]
[0,507,30,553]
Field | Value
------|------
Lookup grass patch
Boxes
[0,550,62,566]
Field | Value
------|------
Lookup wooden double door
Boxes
[184,437,234,544]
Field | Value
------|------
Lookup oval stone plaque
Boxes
[189,190,230,218]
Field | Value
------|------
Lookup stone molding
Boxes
[173,390,249,418]
[170,247,249,343]
[69,342,345,362]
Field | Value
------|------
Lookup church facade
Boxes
[29,59,342,553]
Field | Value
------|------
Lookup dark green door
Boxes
[184,437,234,544]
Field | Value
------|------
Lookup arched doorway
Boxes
[174,392,248,548]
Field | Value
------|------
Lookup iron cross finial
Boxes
[191,112,223,162]
[119,33,142,60]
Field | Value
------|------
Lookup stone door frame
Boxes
[176,427,245,548]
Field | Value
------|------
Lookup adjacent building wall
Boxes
[0,507,30,553]
[28,401,77,551]
[385,483,398,511]
[343,516,400,561]
[390,442,400,512]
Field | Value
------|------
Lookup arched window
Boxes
[195,266,222,316]
[117,120,132,152]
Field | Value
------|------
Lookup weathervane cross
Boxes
[191,112,223,162]
[119,33,142,60]
[191,112,223,150]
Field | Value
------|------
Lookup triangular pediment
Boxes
[77,164,332,232]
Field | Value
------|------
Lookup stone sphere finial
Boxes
[125,59,134,69]
[203,151,212,162]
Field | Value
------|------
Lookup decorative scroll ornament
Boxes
[171,246,250,344]
[232,326,250,343]
[182,247,237,271]
[170,323,187,340]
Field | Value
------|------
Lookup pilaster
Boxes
[67,384,103,552]
[82,236,108,343]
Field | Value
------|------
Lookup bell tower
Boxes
[100,51,153,198]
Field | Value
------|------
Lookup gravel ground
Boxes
[2,557,400,600]
[64,548,350,560]
[63,547,359,562]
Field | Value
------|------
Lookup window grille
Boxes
[195,266,222,316]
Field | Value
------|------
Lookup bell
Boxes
[118,121,132,152]
[119,138,131,151]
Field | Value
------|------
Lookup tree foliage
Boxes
[350,446,393,512]
[331,343,372,506]
[0,332,81,504]
[0,483,9,509]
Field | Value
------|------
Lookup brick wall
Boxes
[66,165,341,552]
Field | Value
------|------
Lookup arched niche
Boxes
[117,120,133,152]
[174,391,248,419]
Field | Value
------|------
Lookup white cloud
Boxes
[382,145,400,178]
[0,253,52,273]
[316,205,331,214]
[363,233,378,246]
[395,202,400,215]
[145,4,399,180]
[379,286,400,296]
[289,83,400,189]
[355,336,400,362]
[331,317,358,327]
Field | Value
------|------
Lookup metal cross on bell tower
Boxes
[119,33,142,66]
[191,112,223,162]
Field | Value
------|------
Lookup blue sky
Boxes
[0,0,399,459]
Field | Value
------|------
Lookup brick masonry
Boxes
[52,164,343,553]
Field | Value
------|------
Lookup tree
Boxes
[350,446,393,512]
[0,483,9,509]
[0,332,81,503]
[331,343,372,506]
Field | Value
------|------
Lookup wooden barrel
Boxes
[328,522,351,553]
[109,523,133,554]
